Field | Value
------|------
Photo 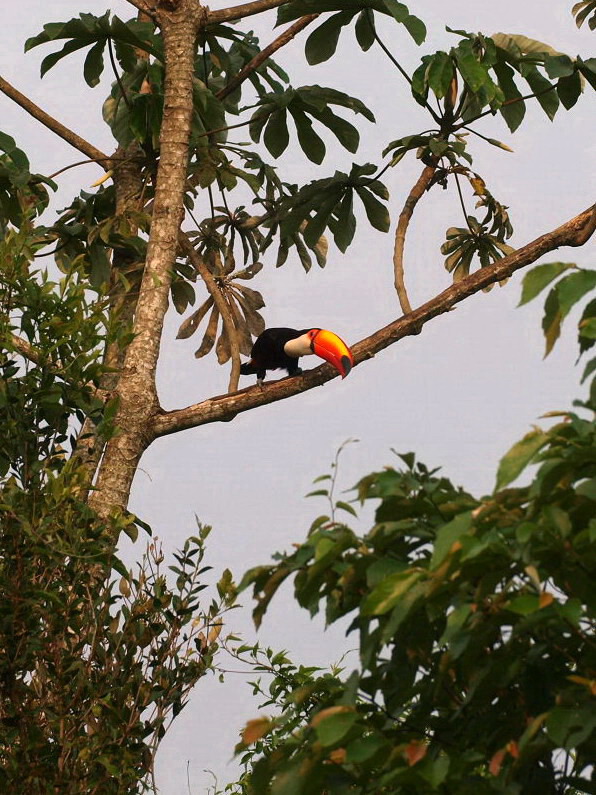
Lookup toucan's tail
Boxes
[240,360,257,375]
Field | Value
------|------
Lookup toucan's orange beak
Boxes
[311,329,353,378]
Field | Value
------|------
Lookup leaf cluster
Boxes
[236,276,596,793]
[0,463,229,793]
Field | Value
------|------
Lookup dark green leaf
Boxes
[263,111,289,158]
[304,12,354,66]
[544,54,575,78]
[355,186,390,233]
[332,191,356,252]
[355,9,375,51]
[556,71,582,109]
[83,38,106,87]
[289,108,326,164]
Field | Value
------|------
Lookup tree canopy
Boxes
[0,0,594,791]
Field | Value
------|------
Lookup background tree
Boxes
[0,0,595,790]
[238,264,596,794]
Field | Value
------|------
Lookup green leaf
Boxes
[289,108,326,164]
[556,71,583,110]
[426,51,454,99]
[355,186,390,233]
[507,594,540,615]
[303,190,342,248]
[402,13,426,45]
[523,67,559,120]
[355,9,375,51]
[361,569,423,616]
[495,427,549,490]
[546,705,596,749]
[304,11,354,65]
[544,54,575,78]
[493,57,526,132]
[454,41,489,92]
[542,286,562,356]
[315,108,360,153]
[83,38,106,87]
[430,511,473,568]
[332,191,356,252]
[518,262,574,306]
[263,111,289,158]
[556,269,596,320]
[314,709,358,746]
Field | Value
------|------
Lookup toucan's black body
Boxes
[240,327,307,381]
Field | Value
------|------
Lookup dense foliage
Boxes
[238,270,596,793]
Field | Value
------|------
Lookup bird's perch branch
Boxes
[0,75,111,168]
[207,0,291,25]
[393,159,439,314]
[152,202,596,438]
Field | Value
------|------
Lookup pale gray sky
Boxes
[2,1,595,791]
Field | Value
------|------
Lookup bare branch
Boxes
[0,75,111,168]
[207,0,291,25]
[178,233,242,393]
[152,203,596,438]
[216,15,319,101]
[393,160,438,314]
[6,333,44,366]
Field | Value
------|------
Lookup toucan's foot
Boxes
[257,377,265,389]
[288,367,302,378]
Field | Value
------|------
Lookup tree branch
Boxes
[207,0,291,25]
[216,15,319,101]
[152,203,596,438]
[124,0,156,18]
[393,159,438,314]
[0,75,111,168]
[6,333,44,366]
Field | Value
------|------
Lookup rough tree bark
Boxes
[89,0,207,517]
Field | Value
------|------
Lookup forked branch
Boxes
[216,15,319,101]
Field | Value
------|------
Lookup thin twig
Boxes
[47,156,121,181]
[216,14,319,101]
[0,75,111,167]
[393,159,439,313]
[366,12,442,125]
[453,170,473,232]
[107,37,131,110]
[453,86,557,131]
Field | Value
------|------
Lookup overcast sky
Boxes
[2,1,595,791]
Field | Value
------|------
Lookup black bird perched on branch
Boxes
[240,327,353,385]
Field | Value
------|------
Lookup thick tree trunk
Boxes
[89,0,204,518]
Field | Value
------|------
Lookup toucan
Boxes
[240,328,353,385]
